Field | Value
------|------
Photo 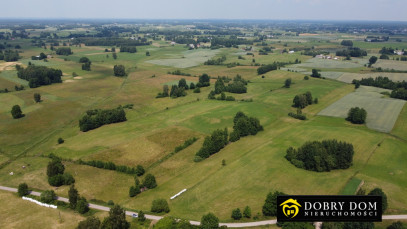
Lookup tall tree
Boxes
[201,213,219,229]
[101,205,130,229]
[68,184,79,209]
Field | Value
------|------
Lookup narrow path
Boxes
[1,185,407,228]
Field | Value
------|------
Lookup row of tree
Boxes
[352,76,407,100]
[78,160,145,175]
[120,46,137,53]
[17,65,62,88]
[56,47,72,55]
[79,107,127,132]
[285,139,354,172]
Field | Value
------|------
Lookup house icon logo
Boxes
[280,199,302,219]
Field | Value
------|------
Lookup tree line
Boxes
[78,160,145,175]
[17,65,62,88]
[352,76,407,100]
[79,107,127,132]
[336,47,367,57]
[0,50,20,61]
[257,62,288,75]
[56,47,72,55]
[74,37,151,46]
[120,46,137,53]
[285,139,354,172]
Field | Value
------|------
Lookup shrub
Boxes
[34,93,41,103]
[135,165,145,176]
[58,137,64,144]
[17,183,29,197]
[151,199,170,213]
[40,190,56,203]
[243,206,251,218]
[76,197,89,214]
[288,112,306,120]
[113,65,126,77]
[77,216,101,229]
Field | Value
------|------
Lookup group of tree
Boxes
[120,46,137,53]
[78,159,144,175]
[379,47,395,55]
[346,107,367,124]
[336,47,367,57]
[31,52,47,60]
[292,91,315,109]
[68,185,89,214]
[129,174,157,197]
[211,37,253,47]
[47,157,75,186]
[0,50,20,61]
[79,57,91,71]
[352,76,407,100]
[288,108,306,120]
[113,65,126,77]
[257,63,280,75]
[17,65,62,88]
[214,75,248,95]
[231,206,251,220]
[11,105,24,119]
[341,40,353,47]
[14,84,25,91]
[79,107,127,132]
[197,73,211,87]
[77,205,130,229]
[195,112,263,161]
[229,111,263,142]
[285,139,355,172]
[204,55,226,65]
[56,47,72,55]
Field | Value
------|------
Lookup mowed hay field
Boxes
[318,86,406,132]
[1,35,407,224]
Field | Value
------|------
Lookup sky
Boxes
[1,0,407,21]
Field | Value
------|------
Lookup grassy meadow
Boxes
[1,30,407,228]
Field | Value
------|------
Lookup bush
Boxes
[77,216,101,229]
[151,199,170,213]
[304,75,309,80]
[129,186,137,197]
[48,174,65,187]
[138,210,146,222]
[288,112,306,120]
[58,137,64,144]
[34,93,41,103]
[243,206,251,218]
[76,197,89,214]
[40,190,56,203]
[284,78,292,88]
[17,183,29,197]
[231,208,242,220]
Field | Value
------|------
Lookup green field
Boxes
[1,23,407,227]
[318,86,406,133]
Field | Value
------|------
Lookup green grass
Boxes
[1,37,407,223]
[340,177,362,195]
